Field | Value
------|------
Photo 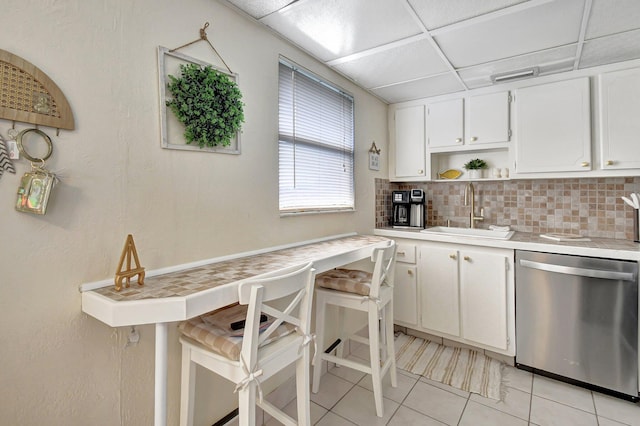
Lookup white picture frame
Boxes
[157,46,241,154]
[369,152,380,171]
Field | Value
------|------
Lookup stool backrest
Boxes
[369,240,397,299]
[237,262,316,368]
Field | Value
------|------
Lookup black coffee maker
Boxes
[392,189,425,228]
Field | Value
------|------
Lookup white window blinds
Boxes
[279,59,355,213]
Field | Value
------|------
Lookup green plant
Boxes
[166,63,244,148]
[463,158,488,170]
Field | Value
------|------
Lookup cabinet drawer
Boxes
[395,243,416,264]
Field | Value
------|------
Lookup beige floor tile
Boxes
[503,366,533,393]
[532,375,595,413]
[332,385,400,425]
[315,411,357,425]
[593,392,640,426]
[263,400,326,426]
[311,372,354,410]
[387,405,447,425]
[470,385,531,420]
[357,367,418,403]
[530,395,598,426]
[597,417,631,426]
[459,400,528,426]
[402,380,468,425]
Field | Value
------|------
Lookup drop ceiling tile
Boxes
[579,29,640,69]
[227,0,294,19]
[371,73,465,103]
[260,0,422,62]
[408,0,527,30]
[458,45,577,88]
[585,0,640,39]
[434,0,585,68]
[331,38,451,89]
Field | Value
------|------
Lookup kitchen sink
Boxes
[420,226,515,240]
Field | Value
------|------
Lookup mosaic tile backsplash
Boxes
[375,177,640,240]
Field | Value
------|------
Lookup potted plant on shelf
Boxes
[463,158,488,179]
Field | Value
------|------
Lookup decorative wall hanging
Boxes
[114,234,145,292]
[368,141,380,171]
[0,135,16,179]
[15,128,58,215]
[0,49,74,132]
[157,22,243,154]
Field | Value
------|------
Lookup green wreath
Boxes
[166,63,244,148]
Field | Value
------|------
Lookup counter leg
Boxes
[155,322,169,426]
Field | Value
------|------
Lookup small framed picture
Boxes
[369,151,380,171]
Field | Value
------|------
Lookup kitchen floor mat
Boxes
[395,332,504,400]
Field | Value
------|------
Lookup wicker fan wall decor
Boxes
[0,49,74,130]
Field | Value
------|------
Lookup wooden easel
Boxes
[114,234,145,291]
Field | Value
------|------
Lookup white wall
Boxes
[0,1,389,424]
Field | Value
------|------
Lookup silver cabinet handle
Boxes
[519,259,636,281]
[606,160,614,166]
[581,162,590,167]
[470,136,477,142]
[455,138,462,143]
[397,251,406,256]
[463,256,471,261]
[449,254,457,260]
[407,269,414,277]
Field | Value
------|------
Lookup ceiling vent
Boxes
[490,67,539,84]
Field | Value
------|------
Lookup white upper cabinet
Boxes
[514,77,592,173]
[427,98,464,148]
[599,68,640,170]
[394,105,426,178]
[467,92,511,145]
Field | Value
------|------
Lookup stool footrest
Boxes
[321,353,372,375]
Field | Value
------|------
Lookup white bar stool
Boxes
[312,240,397,417]
[178,262,316,426]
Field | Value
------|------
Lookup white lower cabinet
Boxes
[417,241,514,355]
[393,242,418,327]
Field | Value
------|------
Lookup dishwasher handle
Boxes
[519,259,637,282]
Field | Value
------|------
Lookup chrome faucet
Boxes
[464,182,484,228]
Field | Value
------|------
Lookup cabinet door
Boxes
[419,245,460,336]
[394,264,418,326]
[394,105,426,177]
[459,249,508,350]
[427,98,464,148]
[599,68,640,170]
[514,78,591,173]
[467,92,510,145]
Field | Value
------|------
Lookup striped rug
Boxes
[395,333,503,400]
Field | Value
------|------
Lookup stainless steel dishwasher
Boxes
[515,250,639,400]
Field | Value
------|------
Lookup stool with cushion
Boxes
[178,262,316,426]
[312,240,397,417]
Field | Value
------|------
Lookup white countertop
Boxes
[374,228,640,261]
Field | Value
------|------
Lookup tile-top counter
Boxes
[82,233,390,327]
[375,228,640,261]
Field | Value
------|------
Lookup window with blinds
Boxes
[278,58,355,214]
